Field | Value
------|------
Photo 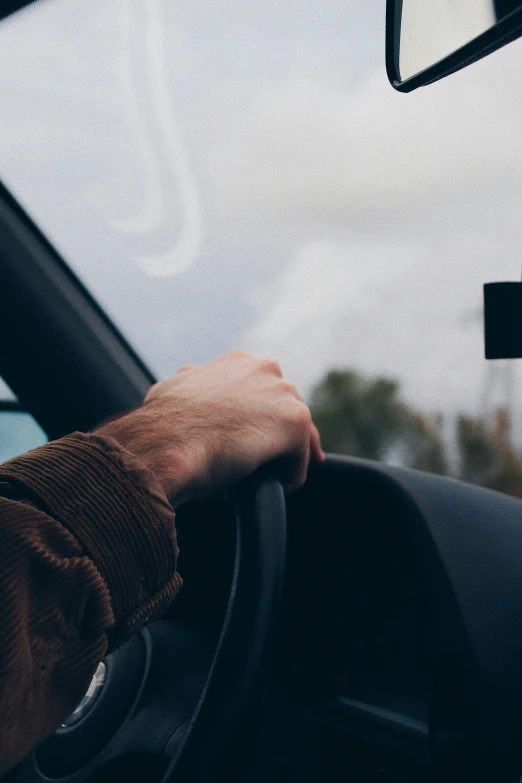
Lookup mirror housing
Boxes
[387,0,522,92]
[0,1,39,25]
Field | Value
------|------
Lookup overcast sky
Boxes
[1,0,522,439]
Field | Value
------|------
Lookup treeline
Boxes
[310,369,522,498]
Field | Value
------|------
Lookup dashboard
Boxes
[172,456,522,781]
[172,464,436,781]
[260,468,435,782]
[283,471,434,707]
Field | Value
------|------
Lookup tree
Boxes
[310,369,447,473]
[409,412,447,476]
[310,366,522,499]
[457,409,522,498]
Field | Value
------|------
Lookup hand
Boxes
[95,350,324,507]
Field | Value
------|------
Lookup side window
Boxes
[0,377,47,463]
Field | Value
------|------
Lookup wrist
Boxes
[94,409,202,508]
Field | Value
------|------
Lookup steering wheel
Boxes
[17,472,286,783]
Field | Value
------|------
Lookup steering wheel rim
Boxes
[18,472,286,783]
[168,472,287,781]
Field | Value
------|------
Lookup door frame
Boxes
[0,181,154,439]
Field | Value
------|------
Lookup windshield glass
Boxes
[1,0,522,492]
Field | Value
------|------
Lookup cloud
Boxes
[232,42,522,413]
[209,44,522,242]
[241,238,412,385]
[243,239,412,357]
[240,231,506,415]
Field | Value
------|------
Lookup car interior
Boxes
[3,1,522,782]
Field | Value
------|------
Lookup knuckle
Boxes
[258,357,282,376]
[294,402,312,429]
[227,348,251,360]
[177,363,198,373]
[280,378,298,396]
[283,400,311,430]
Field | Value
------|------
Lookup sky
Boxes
[1,0,522,441]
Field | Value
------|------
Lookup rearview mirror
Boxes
[386,0,522,92]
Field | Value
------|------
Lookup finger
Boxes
[310,423,325,463]
[278,434,311,494]
[288,386,322,462]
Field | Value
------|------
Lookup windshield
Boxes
[1,0,522,491]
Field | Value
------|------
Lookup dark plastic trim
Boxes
[0,400,22,412]
[164,474,287,781]
[386,0,522,92]
[0,0,41,25]
[293,696,430,767]
[0,179,155,437]
[305,456,522,779]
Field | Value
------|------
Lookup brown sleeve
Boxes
[0,433,182,776]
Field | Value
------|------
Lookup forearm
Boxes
[0,434,182,775]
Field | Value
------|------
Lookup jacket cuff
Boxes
[0,433,182,649]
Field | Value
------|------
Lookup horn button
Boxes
[31,623,212,780]
[61,660,107,729]
[34,631,147,778]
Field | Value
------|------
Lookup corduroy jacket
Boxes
[0,432,182,775]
